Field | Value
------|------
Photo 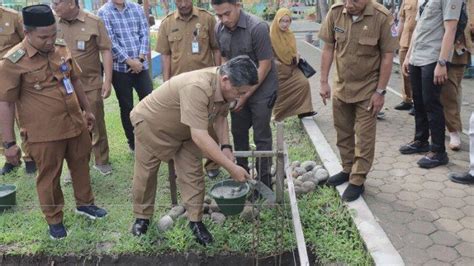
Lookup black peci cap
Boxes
[22,4,55,27]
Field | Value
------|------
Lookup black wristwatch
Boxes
[375,88,386,96]
[437,59,447,67]
[221,144,233,151]
[3,141,16,149]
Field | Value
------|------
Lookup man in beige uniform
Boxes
[394,0,417,114]
[0,5,107,239]
[130,56,256,246]
[319,0,398,201]
[156,0,222,178]
[53,0,114,175]
[0,5,36,175]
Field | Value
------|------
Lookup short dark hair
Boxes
[211,0,237,5]
[219,55,258,87]
[24,25,36,32]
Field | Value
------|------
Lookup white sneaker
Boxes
[93,164,113,176]
[448,131,461,151]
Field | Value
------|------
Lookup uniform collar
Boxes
[59,9,86,23]
[174,7,199,21]
[213,69,225,103]
[23,39,39,58]
[342,2,375,17]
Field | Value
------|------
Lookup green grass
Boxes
[0,84,372,264]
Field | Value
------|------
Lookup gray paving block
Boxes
[390,211,415,224]
[416,198,442,210]
[435,218,464,233]
[404,233,433,249]
[380,184,403,194]
[377,192,398,203]
[426,245,460,263]
[442,188,467,198]
[457,229,474,243]
[404,174,425,184]
[419,189,444,200]
[439,197,467,208]
[413,209,440,222]
[455,242,474,258]
[461,205,474,217]
[399,246,431,264]
[401,183,424,192]
[397,191,421,201]
[430,230,461,246]
[422,259,452,266]
[407,220,437,235]
[459,217,474,229]
[423,181,446,191]
[453,257,474,266]
[437,207,466,220]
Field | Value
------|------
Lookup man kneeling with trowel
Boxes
[130,55,257,245]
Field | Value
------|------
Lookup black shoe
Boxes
[326,171,350,187]
[131,218,150,236]
[417,152,449,169]
[399,140,430,154]
[0,162,19,175]
[189,221,213,246]
[75,205,107,220]
[206,169,220,179]
[342,184,365,202]
[408,107,415,116]
[394,101,412,111]
[49,222,67,240]
[449,172,474,184]
[25,161,37,175]
[376,111,385,120]
[298,111,317,119]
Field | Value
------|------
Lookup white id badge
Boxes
[77,40,85,51]
[63,78,74,95]
[192,41,199,54]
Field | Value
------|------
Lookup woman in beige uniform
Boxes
[270,8,316,122]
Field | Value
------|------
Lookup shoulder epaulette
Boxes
[0,6,20,15]
[330,3,344,9]
[197,7,214,16]
[85,11,101,21]
[373,2,391,16]
[6,48,25,64]
[55,38,67,46]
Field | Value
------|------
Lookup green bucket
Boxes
[209,180,249,216]
[0,184,16,212]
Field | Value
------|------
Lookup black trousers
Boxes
[409,63,446,153]
[112,70,153,149]
[231,96,273,188]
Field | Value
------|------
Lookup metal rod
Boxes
[275,122,285,204]
[233,150,277,157]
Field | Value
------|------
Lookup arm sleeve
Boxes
[251,22,273,61]
[15,13,24,39]
[318,8,336,44]
[98,9,130,63]
[96,19,112,50]
[379,16,400,52]
[138,6,150,55]
[399,0,406,20]
[443,0,463,21]
[155,19,171,54]
[209,15,219,50]
[180,85,210,130]
[0,60,20,102]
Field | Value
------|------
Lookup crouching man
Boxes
[130,55,257,245]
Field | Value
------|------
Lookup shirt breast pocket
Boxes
[357,37,378,56]
[199,27,209,40]
[76,33,93,51]
[23,69,48,90]
[168,34,183,55]
[0,24,15,46]
[335,32,347,50]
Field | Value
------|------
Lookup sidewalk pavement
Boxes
[297,39,474,265]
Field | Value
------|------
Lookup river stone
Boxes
[211,212,226,225]
[314,168,329,182]
[293,167,306,176]
[203,214,211,220]
[302,181,316,192]
[167,205,185,220]
[294,186,305,197]
[240,205,259,222]
[313,165,323,171]
[293,179,303,186]
[299,172,314,182]
[301,161,317,171]
[202,203,210,213]
[157,215,174,231]
[290,161,301,168]
[209,199,220,212]
[204,195,212,204]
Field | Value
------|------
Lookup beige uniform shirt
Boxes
[399,0,418,48]
[319,2,399,103]
[0,39,84,143]
[0,7,24,58]
[130,67,229,161]
[57,9,112,91]
[155,7,218,76]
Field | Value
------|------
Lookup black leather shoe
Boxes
[342,184,365,202]
[394,101,412,110]
[326,171,350,187]
[25,161,37,175]
[0,162,18,175]
[449,172,474,184]
[189,221,213,246]
[131,218,150,236]
[408,107,415,116]
[399,140,430,154]
[417,152,449,169]
[298,111,317,119]
[206,169,220,179]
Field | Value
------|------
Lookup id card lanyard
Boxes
[192,26,200,54]
[60,57,74,95]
